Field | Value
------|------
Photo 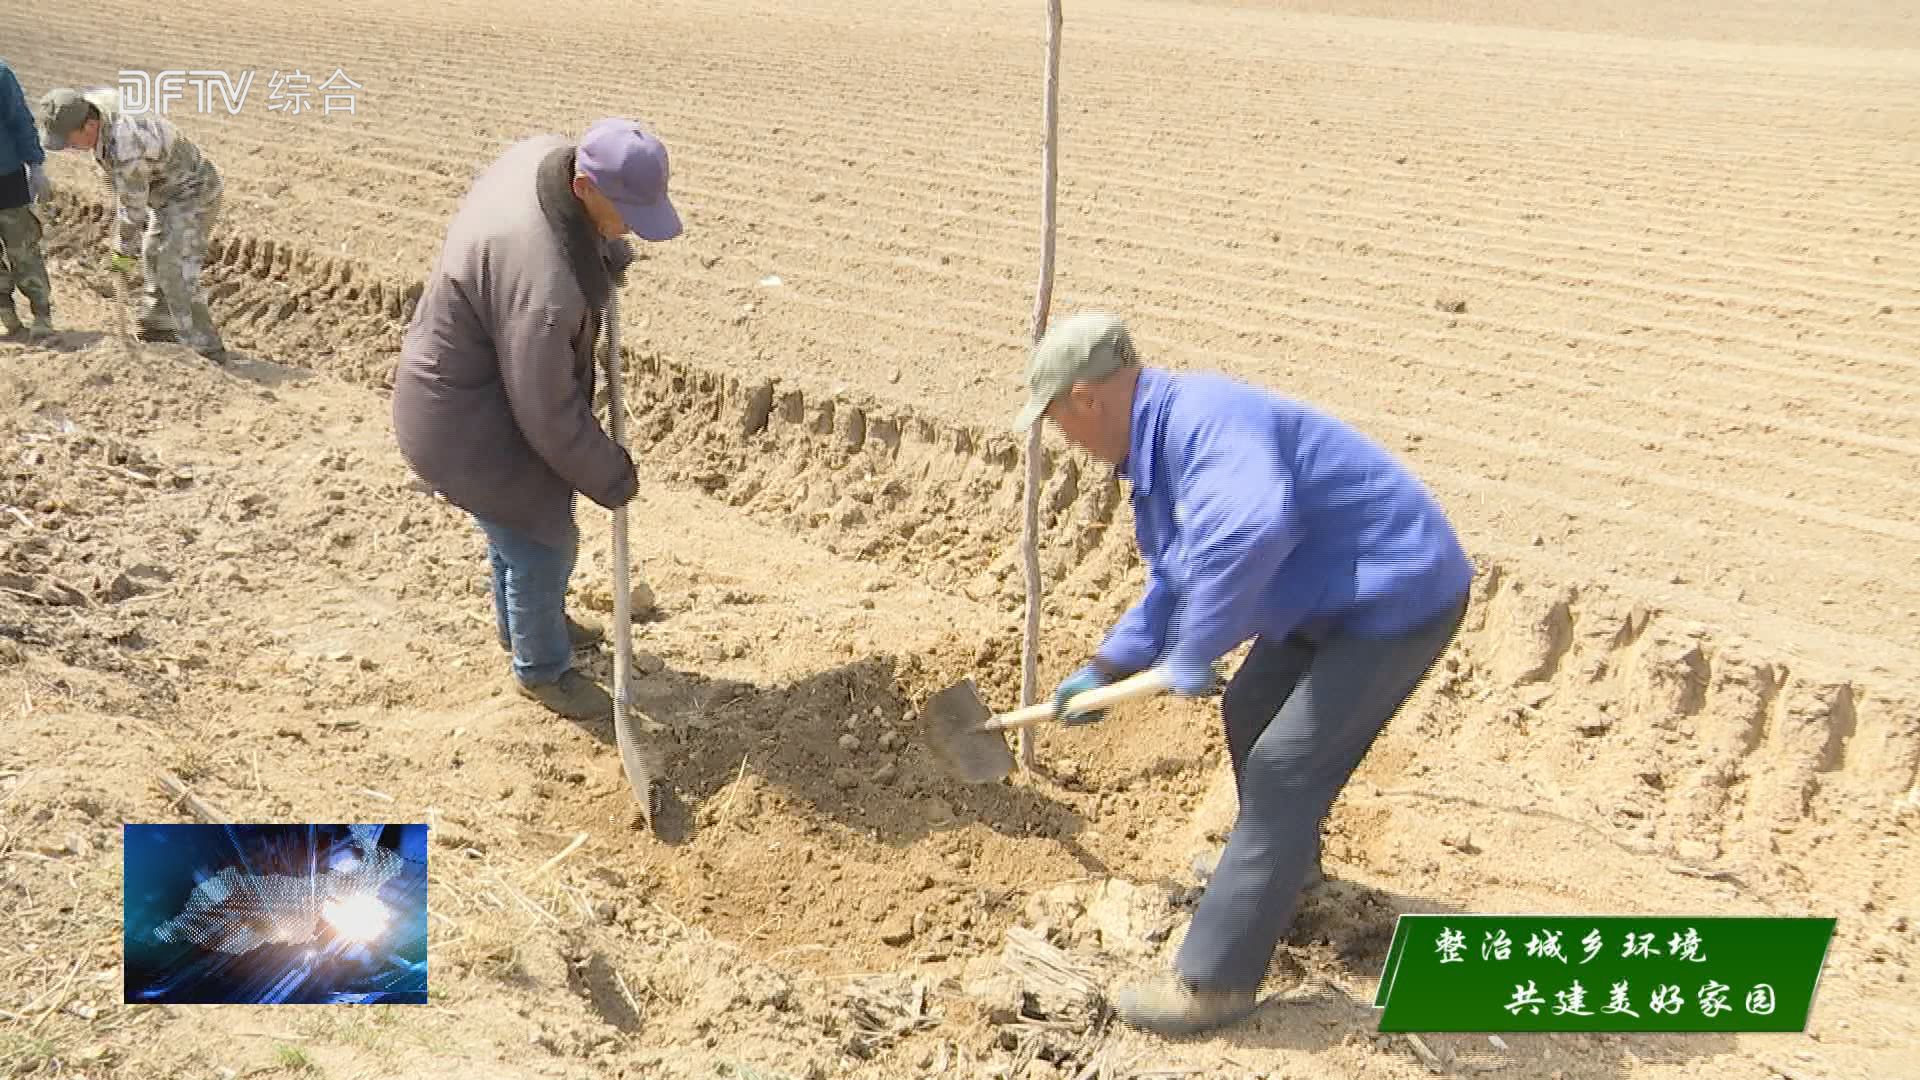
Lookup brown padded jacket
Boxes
[390,133,638,548]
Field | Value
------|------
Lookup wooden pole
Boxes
[1017,0,1064,772]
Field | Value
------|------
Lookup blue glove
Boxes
[1160,656,1228,698]
[1051,664,1110,726]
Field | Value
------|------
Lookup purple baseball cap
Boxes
[576,118,682,242]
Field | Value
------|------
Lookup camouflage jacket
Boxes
[75,88,221,256]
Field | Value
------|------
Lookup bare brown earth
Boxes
[2,1,1917,1078]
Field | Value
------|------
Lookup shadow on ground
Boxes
[1,329,108,352]
[216,350,315,388]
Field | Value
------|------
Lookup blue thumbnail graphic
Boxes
[123,823,428,1004]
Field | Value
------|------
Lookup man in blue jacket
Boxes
[1015,312,1473,1036]
[0,60,53,340]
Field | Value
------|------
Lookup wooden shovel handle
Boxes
[983,667,1173,733]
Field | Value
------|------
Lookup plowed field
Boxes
[2,2,1915,1078]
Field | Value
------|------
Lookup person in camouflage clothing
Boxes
[0,59,53,340]
[38,86,225,358]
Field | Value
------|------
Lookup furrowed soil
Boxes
[2,1,1916,1078]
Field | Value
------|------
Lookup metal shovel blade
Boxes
[920,678,1015,785]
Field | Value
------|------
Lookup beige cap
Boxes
[1012,311,1138,432]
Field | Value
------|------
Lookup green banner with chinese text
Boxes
[1373,916,1835,1033]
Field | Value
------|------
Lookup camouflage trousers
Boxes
[0,205,52,326]
[134,177,224,355]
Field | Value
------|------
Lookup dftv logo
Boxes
[117,70,255,116]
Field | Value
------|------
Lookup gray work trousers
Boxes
[1175,595,1468,991]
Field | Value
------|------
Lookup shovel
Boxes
[921,667,1173,784]
[600,285,663,829]
[100,173,143,363]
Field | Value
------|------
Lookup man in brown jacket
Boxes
[392,118,683,720]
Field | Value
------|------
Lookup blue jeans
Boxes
[1175,596,1468,992]
[473,516,578,686]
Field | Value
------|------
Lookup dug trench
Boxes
[0,195,1914,1079]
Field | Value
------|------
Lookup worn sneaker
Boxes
[27,315,55,340]
[0,309,22,340]
[512,669,613,722]
[498,615,605,653]
[1113,973,1261,1037]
